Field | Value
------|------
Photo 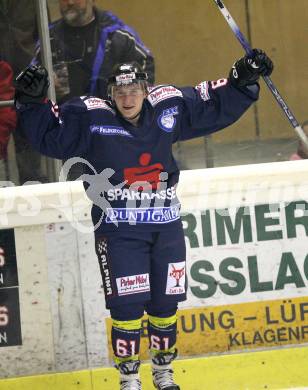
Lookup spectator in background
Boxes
[33,0,155,104]
[0,0,48,184]
[290,120,308,160]
[0,59,16,180]
[33,0,155,180]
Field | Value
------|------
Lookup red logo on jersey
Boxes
[124,153,164,190]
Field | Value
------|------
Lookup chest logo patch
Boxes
[124,153,164,190]
[158,106,179,132]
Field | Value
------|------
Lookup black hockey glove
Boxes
[229,49,273,88]
[14,65,50,105]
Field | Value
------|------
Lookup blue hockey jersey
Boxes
[17,79,259,236]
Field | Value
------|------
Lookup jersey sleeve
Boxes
[175,78,259,142]
[16,98,92,160]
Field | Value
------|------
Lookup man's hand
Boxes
[14,65,50,105]
[229,49,273,88]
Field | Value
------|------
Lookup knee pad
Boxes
[110,303,145,364]
[148,313,177,354]
[112,317,142,364]
[110,302,145,365]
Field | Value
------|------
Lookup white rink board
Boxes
[0,160,307,376]
[182,205,308,308]
[0,226,54,377]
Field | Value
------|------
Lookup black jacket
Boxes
[33,7,155,102]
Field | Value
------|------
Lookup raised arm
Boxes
[14,65,91,159]
[176,49,273,141]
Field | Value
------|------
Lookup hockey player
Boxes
[14,50,273,390]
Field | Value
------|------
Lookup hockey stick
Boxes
[213,0,308,151]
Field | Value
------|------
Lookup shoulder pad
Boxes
[81,96,115,114]
[60,96,115,115]
[147,85,183,107]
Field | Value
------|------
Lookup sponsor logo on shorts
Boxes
[166,261,186,295]
[97,238,113,296]
[116,273,150,296]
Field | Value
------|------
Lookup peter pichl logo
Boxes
[116,273,150,296]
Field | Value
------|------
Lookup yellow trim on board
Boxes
[1,346,308,390]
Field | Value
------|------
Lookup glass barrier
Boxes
[0,0,58,186]
[0,0,307,187]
